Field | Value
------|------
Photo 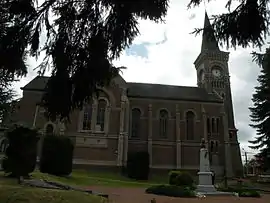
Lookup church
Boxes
[9,13,243,177]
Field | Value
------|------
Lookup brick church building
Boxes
[7,13,243,177]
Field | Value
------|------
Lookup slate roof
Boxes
[127,82,222,103]
[201,12,220,51]
[21,76,222,103]
[21,76,49,91]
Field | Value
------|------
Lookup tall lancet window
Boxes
[82,103,92,131]
[159,110,168,138]
[131,108,141,138]
[186,111,195,140]
[97,99,107,131]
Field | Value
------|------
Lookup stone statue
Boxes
[200,138,206,149]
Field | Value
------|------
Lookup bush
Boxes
[239,190,261,197]
[40,135,74,176]
[169,170,194,188]
[127,151,149,180]
[168,171,181,185]
[3,126,39,177]
[145,184,196,198]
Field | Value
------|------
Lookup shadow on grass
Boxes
[32,170,163,188]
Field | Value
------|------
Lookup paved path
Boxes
[88,186,270,203]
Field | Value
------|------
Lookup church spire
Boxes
[201,12,220,51]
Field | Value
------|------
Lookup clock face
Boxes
[212,66,222,77]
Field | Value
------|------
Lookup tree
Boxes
[189,0,269,49]
[254,148,270,172]
[0,0,169,120]
[249,48,270,171]
[3,125,39,179]
[0,70,16,125]
[0,0,269,120]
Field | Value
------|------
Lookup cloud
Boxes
[125,31,168,58]
[13,0,265,159]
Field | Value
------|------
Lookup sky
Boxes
[13,0,265,160]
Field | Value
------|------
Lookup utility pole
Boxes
[244,151,248,176]
[242,148,248,177]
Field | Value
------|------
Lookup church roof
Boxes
[201,12,220,51]
[22,76,222,103]
[127,82,222,103]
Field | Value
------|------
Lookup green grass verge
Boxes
[0,168,168,188]
[32,170,161,188]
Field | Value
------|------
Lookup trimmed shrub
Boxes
[168,170,181,185]
[145,184,196,198]
[176,172,194,187]
[3,126,39,177]
[169,170,194,188]
[217,186,261,198]
[40,135,74,176]
[239,190,261,197]
[127,151,149,180]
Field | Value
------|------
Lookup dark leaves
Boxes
[249,47,270,150]
[30,22,41,57]
[8,0,168,120]
[0,69,17,124]
[105,5,139,58]
[9,0,36,17]
[190,0,269,49]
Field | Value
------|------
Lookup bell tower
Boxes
[194,12,236,130]
[194,12,243,177]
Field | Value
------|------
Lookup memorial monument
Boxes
[196,139,234,196]
[196,138,217,193]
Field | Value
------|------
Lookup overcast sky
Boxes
[13,0,265,160]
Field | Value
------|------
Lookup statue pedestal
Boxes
[197,148,216,193]
[196,148,234,196]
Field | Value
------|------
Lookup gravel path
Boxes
[87,186,270,203]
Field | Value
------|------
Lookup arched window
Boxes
[215,141,219,153]
[186,111,195,140]
[210,141,214,152]
[159,110,168,138]
[97,99,107,131]
[131,108,141,138]
[207,118,211,134]
[45,124,54,136]
[0,139,8,153]
[221,92,225,99]
[82,103,92,131]
[216,118,220,134]
[229,131,233,139]
[212,117,215,133]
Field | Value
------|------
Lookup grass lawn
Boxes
[0,169,165,203]
[31,169,166,188]
[0,176,105,203]
[0,169,167,203]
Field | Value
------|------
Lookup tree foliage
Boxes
[254,147,270,172]
[189,0,269,49]
[40,135,74,176]
[0,0,169,120]
[249,48,270,170]
[3,125,39,178]
[1,0,270,120]
[0,70,17,125]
